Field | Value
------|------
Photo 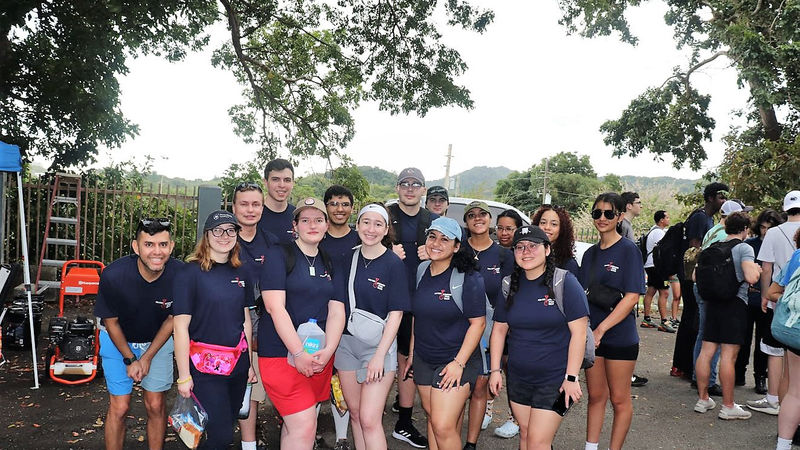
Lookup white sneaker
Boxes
[694,397,716,413]
[493,418,520,438]
[718,403,752,420]
[481,413,492,430]
[746,397,780,415]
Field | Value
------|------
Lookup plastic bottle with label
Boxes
[288,318,326,367]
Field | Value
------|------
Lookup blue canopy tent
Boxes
[0,140,40,388]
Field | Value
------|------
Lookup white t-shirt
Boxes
[758,221,800,274]
[644,226,666,268]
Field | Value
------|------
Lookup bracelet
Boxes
[292,349,305,358]
[453,358,465,369]
[489,369,502,374]
[176,376,192,385]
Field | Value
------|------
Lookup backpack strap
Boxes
[280,243,297,275]
[319,247,334,276]
[449,268,465,314]
[347,247,361,314]
[415,260,431,289]
[416,208,432,246]
[501,275,511,301]
[551,268,568,317]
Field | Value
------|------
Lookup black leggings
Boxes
[190,355,249,449]
[672,280,698,376]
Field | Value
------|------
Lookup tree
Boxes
[558,0,800,170]
[2,1,493,169]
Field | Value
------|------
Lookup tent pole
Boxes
[17,171,39,389]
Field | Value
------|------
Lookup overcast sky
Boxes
[75,1,750,182]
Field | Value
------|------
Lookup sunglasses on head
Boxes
[591,209,617,220]
[234,182,263,192]
[140,217,171,227]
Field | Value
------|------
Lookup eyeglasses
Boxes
[466,211,489,220]
[496,226,517,233]
[326,201,352,208]
[514,242,542,253]
[397,181,423,190]
[235,182,262,192]
[591,209,617,220]
[210,227,238,237]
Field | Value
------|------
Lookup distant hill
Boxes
[358,166,397,185]
[613,175,698,194]
[429,166,512,198]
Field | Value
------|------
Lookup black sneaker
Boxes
[392,423,428,449]
[631,374,648,387]
[707,384,723,397]
[391,395,400,413]
[463,443,477,450]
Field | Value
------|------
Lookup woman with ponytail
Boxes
[488,225,589,450]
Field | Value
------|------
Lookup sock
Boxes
[777,437,792,450]
[584,442,598,450]
[242,442,257,450]
[767,393,779,404]
[398,406,413,428]
[331,402,349,440]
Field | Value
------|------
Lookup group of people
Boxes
[91,158,800,450]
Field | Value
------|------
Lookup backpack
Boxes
[387,203,432,247]
[279,243,334,277]
[771,263,800,349]
[501,268,595,369]
[637,228,655,263]
[652,209,703,280]
[415,260,478,313]
[695,239,743,303]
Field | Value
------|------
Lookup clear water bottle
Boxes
[288,318,326,367]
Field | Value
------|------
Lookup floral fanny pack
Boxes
[190,332,248,376]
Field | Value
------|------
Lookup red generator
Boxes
[46,260,104,385]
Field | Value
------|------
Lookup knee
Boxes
[286,419,317,442]
[359,411,382,432]
[610,394,632,411]
[144,395,165,417]
[430,414,456,437]
[348,407,361,426]
[588,389,608,405]
[107,399,129,421]
[472,387,488,402]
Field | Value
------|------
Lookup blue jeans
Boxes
[692,284,720,385]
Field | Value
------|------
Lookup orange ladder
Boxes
[35,173,82,293]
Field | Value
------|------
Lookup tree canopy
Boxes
[2,1,493,169]
[558,0,800,170]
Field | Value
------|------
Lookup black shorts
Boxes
[761,308,786,349]
[595,342,639,361]
[412,353,481,391]
[704,300,748,345]
[397,312,413,356]
[507,378,562,411]
[645,267,668,289]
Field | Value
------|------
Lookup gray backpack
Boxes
[502,268,595,369]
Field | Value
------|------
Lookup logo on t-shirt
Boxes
[604,261,620,273]
[231,277,246,288]
[435,290,453,301]
[486,265,501,275]
[155,298,173,309]
[254,255,265,264]
[368,278,386,291]
[537,295,555,307]
[320,271,332,281]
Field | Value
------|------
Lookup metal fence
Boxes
[3,175,200,266]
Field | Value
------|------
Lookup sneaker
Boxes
[671,317,680,327]
[391,395,400,413]
[463,444,477,450]
[392,423,428,448]
[670,366,685,378]
[631,374,648,387]
[719,403,752,420]
[640,317,657,328]
[334,439,350,450]
[755,377,768,395]
[746,397,780,415]
[481,413,492,430]
[707,384,723,397]
[494,418,520,438]
[658,320,677,333]
[694,397,717,413]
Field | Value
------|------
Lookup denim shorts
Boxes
[99,330,174,395]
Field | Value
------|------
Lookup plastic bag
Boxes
[330,373,348,416]
[168,393,208,449]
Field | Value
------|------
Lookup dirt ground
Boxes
[0,300,784,449]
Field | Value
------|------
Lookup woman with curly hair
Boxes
[531,205,579,276]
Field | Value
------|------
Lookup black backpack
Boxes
[695,239,743,303]
[279,243,334,276]
[386,203,432,247]
[652,209,703,280]
[637,229,652,263]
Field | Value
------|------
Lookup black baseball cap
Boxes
[426,186,449,202]
[512,225,550,246]
[203,210,241,231]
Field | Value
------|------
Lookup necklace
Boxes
[303,253,317,276]
[472,248,481,261]
[361,253,375,269]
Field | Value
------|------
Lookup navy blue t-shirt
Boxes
[412,267,486,364]
[493,272,588,385]
[257,244,345,357]
[172,261,255,347]
[258,204,296,244]
[238,230,280,310]
[392,207,438,291]
[94,255,184,343]
[579,238,645,347]
[461,240,513,308]
[562,257,580,278]
[319,229,361,270]
[341,249,410,335]
[685,209,714,243]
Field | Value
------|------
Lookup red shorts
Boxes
[259,356,333,417]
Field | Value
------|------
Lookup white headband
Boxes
[357,204,390,225]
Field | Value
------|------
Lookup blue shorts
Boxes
[99,330,174,395]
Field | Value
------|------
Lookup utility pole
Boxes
[542,157,549,204]
[443,144,453,190]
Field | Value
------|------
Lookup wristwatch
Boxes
[123,354,138,366]
[565,374,578,382]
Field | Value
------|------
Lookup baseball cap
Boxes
[512,225,550,247]
[425,217,462,241]
[426,186,449,201]
[783,191,800,212]
[204,210,241,231]
[463,200,491,222]
[397,167,425,185]
[720,199,753,216]
[293,197,328,219]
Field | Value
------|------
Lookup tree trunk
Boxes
[758,104,781,141]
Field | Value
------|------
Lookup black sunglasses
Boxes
[235,182,263,192]
[591,209,617,220]
[140,217,171,227]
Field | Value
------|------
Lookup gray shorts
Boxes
[334,334,398,373]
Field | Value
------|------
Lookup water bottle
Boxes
[288,318,326,367]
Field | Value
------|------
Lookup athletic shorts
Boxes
[334,334,398,373]
[507,378,562,411]
[761,308,786,350]
[259,356,333,417]
[397,312,413,356]
[645,267,668,289]
[412,353,481,391]
[595,342,639,361]
[98,330,174,396]
[704,300,748,345]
